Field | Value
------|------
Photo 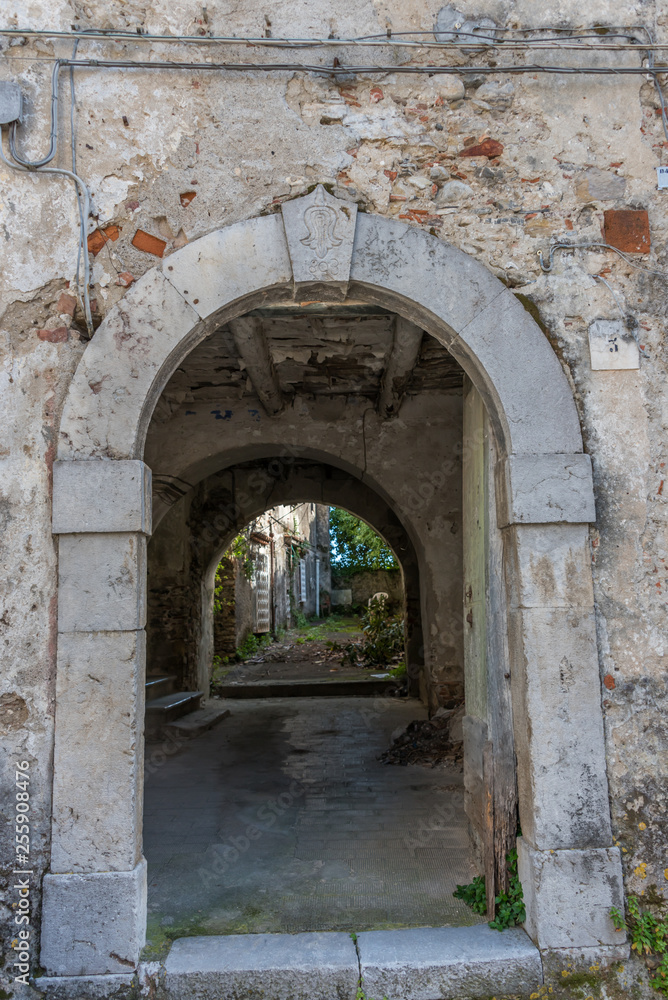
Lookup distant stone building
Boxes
[213,502,332,656]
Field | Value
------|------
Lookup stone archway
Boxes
[44,187,624,978]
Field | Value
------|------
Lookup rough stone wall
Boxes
[332,567,404,609]
[212,555,236,657]
[1,0,668,990]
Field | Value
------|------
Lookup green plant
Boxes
[611,888,668,995]
[342,596,404,667]
[388,661,407,679]
[453,875,487,915]
[235,631,272,661]
[453,849,526,931]
[489,850,526,931]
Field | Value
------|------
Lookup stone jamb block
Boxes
[51,630,145,873]
[163,931,359,1000]
[497,453,596,527]
[505,523,595,610]
[58,533,147,632]
[41,860,147,976]
[357,925,543,1000]
[53,460,152,535]
[518,839,626,950]
[508,607,612,850]
[282,185,357,300]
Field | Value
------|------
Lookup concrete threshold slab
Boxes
[358,924,543,1000]
[163,931,359,1000]
[217,678,402,698]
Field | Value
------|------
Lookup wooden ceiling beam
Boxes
[228,316,285,416]
[377,316,424,419]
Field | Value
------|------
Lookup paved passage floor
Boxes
[143,697,483,954]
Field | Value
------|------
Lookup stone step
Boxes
[216,678,403,699]
[145,691,203,735]
[160,925,542,1000]
[162,702,231,740]
[145,674,177,700]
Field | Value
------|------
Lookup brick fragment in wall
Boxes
[87,224,121,256]
[37,327,69,343]
[132,229,168,257]
[603,209,650,253]
[179,191,197,207]
[459,138,503,159]
[57,292,77,317]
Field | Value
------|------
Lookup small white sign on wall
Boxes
[588,319,639,370]
[657,166,668,189]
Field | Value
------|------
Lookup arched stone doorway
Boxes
[44,188,624,977]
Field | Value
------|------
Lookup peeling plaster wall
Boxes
[1,0,667,989]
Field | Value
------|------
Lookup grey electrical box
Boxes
[0,82,23,125]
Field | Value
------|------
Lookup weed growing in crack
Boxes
[453,848,526,931]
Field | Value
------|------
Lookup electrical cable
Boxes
[0,134,94,333]
[538,242,668,278]
[0,24,665,49]
[69,37,88,320]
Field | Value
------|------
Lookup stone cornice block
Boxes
[53,460,151,535]
[497,453,596,526]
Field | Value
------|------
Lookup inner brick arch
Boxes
[45,192,625,979]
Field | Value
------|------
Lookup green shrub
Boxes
[342,596,404,667]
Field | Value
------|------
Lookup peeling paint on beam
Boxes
[229,316,286,416]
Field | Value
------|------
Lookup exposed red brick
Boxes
[87,224,121,256]
[384,169,397,181]
[603,209,650,253]
[56,292,77,317]
[87,230,108,255]
[180,191,197,207]
[370,87,384,103]
[565,219,574,231]
[37,327,69,343]
[459,138,504,159]
[115,271,135,287]
[603,674,616,690]
[132,229,168,257]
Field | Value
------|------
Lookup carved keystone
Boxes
[281,185,357,300]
